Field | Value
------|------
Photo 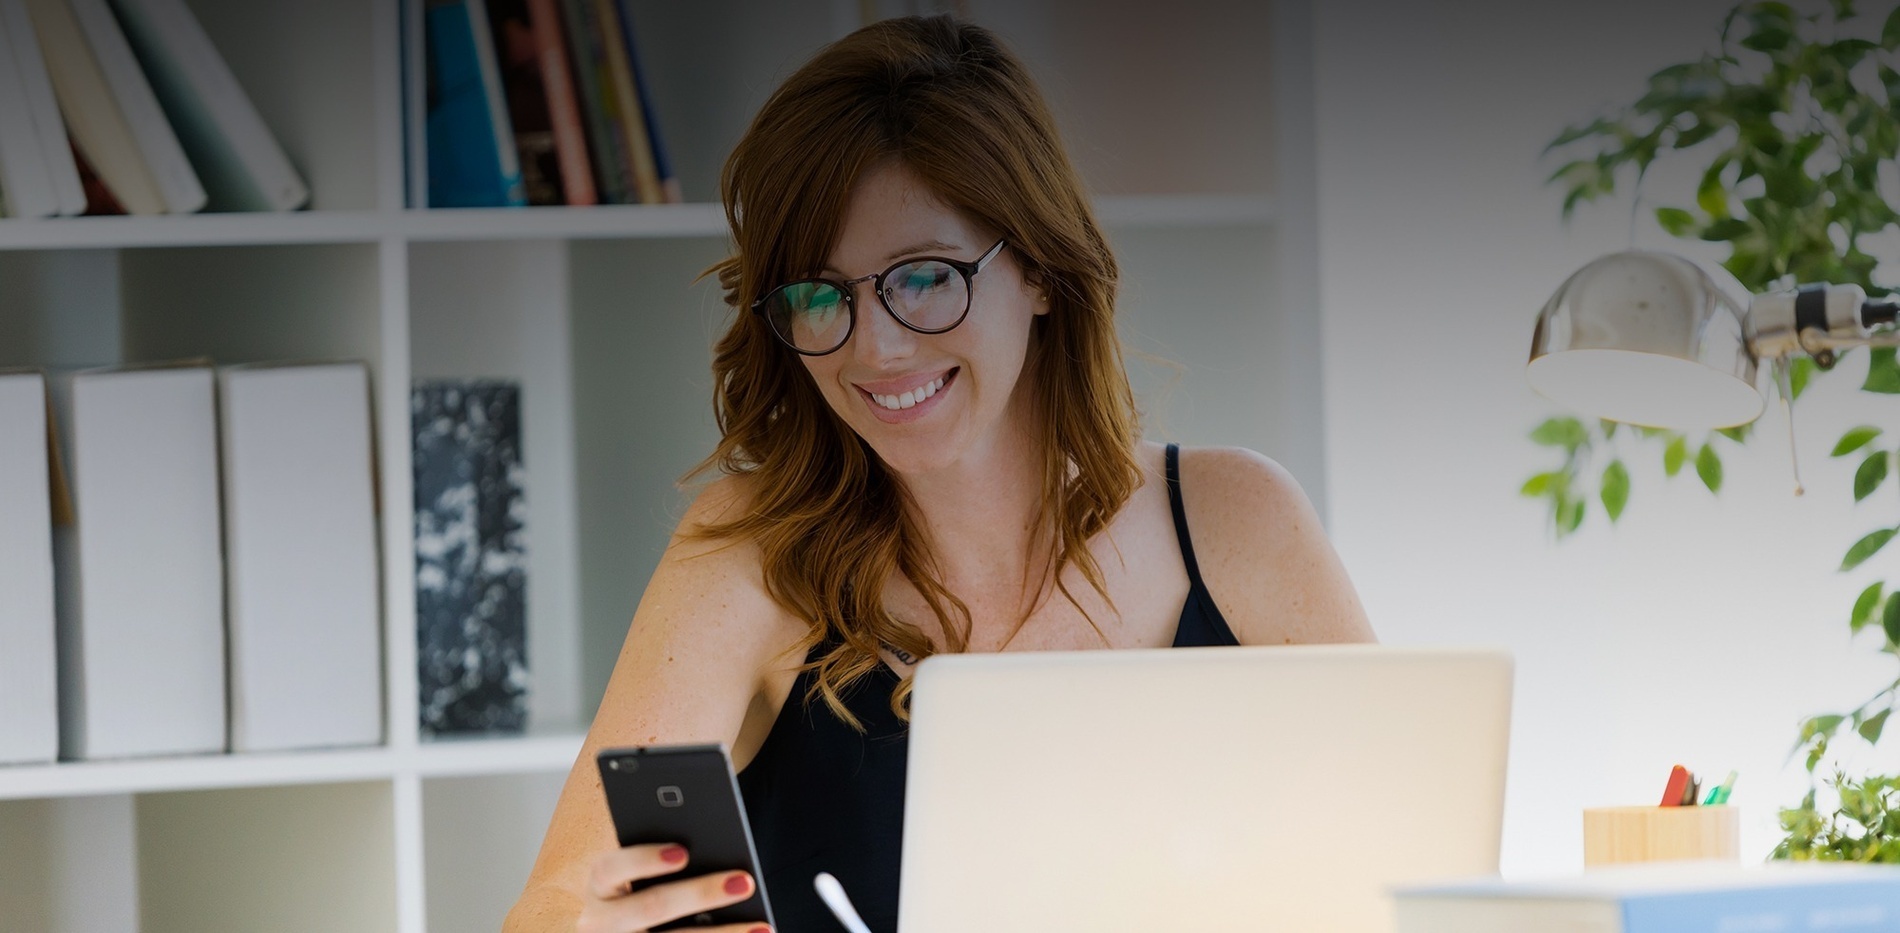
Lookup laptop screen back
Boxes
[898,644,1513,932]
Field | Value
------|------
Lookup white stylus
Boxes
[812,871,876,933]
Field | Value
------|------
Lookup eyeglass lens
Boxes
[763,258,971,354]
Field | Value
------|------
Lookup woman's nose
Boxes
[849,281,916,364]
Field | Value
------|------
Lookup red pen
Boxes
[1660,764,1690,807]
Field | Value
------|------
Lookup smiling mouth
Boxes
[866,369,956,411]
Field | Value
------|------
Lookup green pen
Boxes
[1709,770,1738,805]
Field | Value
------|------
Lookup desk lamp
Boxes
[1528,250,1900,491]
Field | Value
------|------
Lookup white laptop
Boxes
[896,644,1514,933]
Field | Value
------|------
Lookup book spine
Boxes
[424,0,515,207]
[67,0,205,213]
[557,0,627,203]
[412,380,527,735]
[1624,880,1900,931]
[222,364,382,753]
[614,0,678,203]
[0,4,59,217]
[591,0,658,204]
[105,0,310,212]
[0,373,59,764]
[57,366,226,760]
[21,0,165,214]
[526,0,593,205]
[0,0,83,214]
[463,0,524,206]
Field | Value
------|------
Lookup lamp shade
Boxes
[1527,250,1762,430]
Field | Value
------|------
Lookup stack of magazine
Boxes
[422,0,680,208]
[0,0,309,217]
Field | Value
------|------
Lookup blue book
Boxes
[425,0,525,208]
[1394,862,1900,932]
[614,1,678,202]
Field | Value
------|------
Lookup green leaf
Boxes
[1716,425,1749,443]
[1854,581,1885,633]
[1656,206,1698,236]
[1600,418,1618,439]
[1697,162,1730,218]
[1860,708,1890,745]
[1843,527,1898,571]
[1530,417,1588,449]
[1865,348,1900,394]
[1884,5,1900,48]
[1700,218,1753,241]
[1601,460,1630,522]
[1886,594,1900,645]
[1665,435,1689,477]
[1801,714,1847,742]
[1558,495,1585,535]
[1520,472,1563,497]
[1856,451,1891,502]
[1790,357,1816,400]
[1545,118,1617,153]
[1696,442,1723,493]
[1834,426,1883,457]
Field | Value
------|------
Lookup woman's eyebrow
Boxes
[883,240,960,261]
[821,240,966,276]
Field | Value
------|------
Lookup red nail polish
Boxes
[749,926,772,933]
[724,873,752,896]
[659,845,687,864]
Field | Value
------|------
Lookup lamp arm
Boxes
[1746,284,1900,367]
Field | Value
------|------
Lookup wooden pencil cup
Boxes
[1582,805,1740,866]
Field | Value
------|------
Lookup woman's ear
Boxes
[1023,268,1053,316]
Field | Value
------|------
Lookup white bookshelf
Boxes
[0,1,1310,931]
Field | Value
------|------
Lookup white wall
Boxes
[1314,0,1900,875]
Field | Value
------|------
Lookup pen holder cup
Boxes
[1582,805,1740,867]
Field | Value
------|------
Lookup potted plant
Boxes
[1530,0,1900,860]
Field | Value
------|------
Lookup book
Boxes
[65,0,204,213]
[1393,861,1900,933]
[22,0,166,214]
[557,0,629,203]
[71,138,124,214]
[220,363,382,753]
[485,0,562,206]
[104,0,310,212]
[50,363,225,760]
[613,1,678,203]
[0,1,59,217]
[425,0,526,207]
[0,0,84,215]
[526,0,593,205]
[0,372,60,764]
[591,0,659,204]
[412,380,528,735]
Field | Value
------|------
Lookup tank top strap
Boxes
[1165,443,1205,587]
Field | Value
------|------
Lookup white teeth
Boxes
[871,375,946,411]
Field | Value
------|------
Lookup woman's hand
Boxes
[576,843,770,933]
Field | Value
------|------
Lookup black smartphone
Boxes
[596,744,774,930]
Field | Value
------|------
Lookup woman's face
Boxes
[796,160,1046,476]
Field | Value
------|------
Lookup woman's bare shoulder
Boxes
[1173,445,1377,645]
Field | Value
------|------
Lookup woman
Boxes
[506,14,1373,933]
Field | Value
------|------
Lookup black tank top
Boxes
[736,445,1238,932]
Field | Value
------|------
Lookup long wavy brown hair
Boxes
[694,14,1141,727]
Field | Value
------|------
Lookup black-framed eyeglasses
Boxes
[751,240,1008,356]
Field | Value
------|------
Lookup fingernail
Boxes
[724,873,752,896]
[749,926,772,933]
[659,845,687,864]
